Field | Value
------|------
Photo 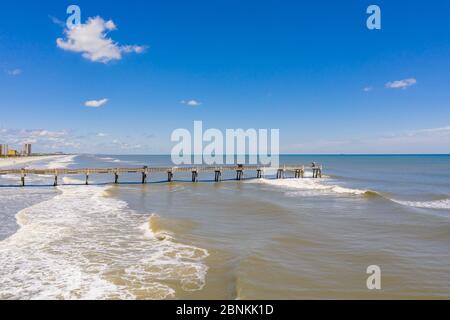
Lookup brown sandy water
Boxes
[1,155,449,299]
[108,176,450,299]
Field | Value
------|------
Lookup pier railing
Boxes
[0,164,323,186]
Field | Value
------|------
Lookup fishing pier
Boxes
[0,164,322,186]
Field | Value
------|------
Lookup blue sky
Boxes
[0,0,449,154]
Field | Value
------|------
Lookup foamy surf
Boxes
[251,178,368,196]
[45,155,77,169]
[0,176,209,299]
[391,198,450,210]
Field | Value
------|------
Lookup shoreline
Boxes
[0,155,70,169]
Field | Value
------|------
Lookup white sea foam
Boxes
[99,158,122,162]
[46,155,77,169]
[0,177,209,299]
[97,157,139,165]
[0,156,75,184]
[391,198,450,210]
[251,178,367,196]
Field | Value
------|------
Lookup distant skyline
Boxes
[1,1,449,154]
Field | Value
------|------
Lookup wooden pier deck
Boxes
[0,164,323,186]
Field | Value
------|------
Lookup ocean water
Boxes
[0,154,449,299]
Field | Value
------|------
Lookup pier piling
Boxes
[276,169,285,179]
[214,170,222,182]
[192,170,198,182]
[312,167,322,178]
[142,166,148,184]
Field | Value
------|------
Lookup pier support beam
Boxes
[167,171,173,182]
[276,169,285,179]
[142,166,148,184]
[214,170,222,182]
[53,175,58,186]
[85,174,89,185]
[312,168,322,178]
[192,170,198,182]
[294,169,304,178]
[20,169,25,187]
[114,173,119,184]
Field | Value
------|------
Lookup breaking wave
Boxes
[45,155,77,169]
[251,178,370,196]
[0,177,208,299]
[253,177,449,211]
[391,198,450,210]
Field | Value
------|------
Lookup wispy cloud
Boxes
[6,69,22,76]
[111,139,143,150]
[0,128,75,150]
[180,99,202,107]
[84,98,108,108]
[385,78,417,89]
[283,125,450,154]
[56,16,146,63]
[48,15,65,27]
[363,86,373,92]
[405,125,450,136]
[0,127,152,153]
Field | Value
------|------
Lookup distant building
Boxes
[23,143,32,156]
[0,144,8,156]
[7,149,18,157]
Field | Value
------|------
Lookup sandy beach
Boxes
[0,155,66,169]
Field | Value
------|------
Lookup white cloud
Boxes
[56,16,146,63]
[363,86,373,92]
[110,139,142,149]
[48,15,65,27]
[0,128,72,150]
[283,124,450,154]
[0,127,156,153]
[84,98,108,108]
[7,69,22,76]
[180,99,202,107]
[385,78,417,89]
[407,126,450,136]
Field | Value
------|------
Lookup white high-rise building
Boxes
[0,144,8,156]
[23,143,32,156]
